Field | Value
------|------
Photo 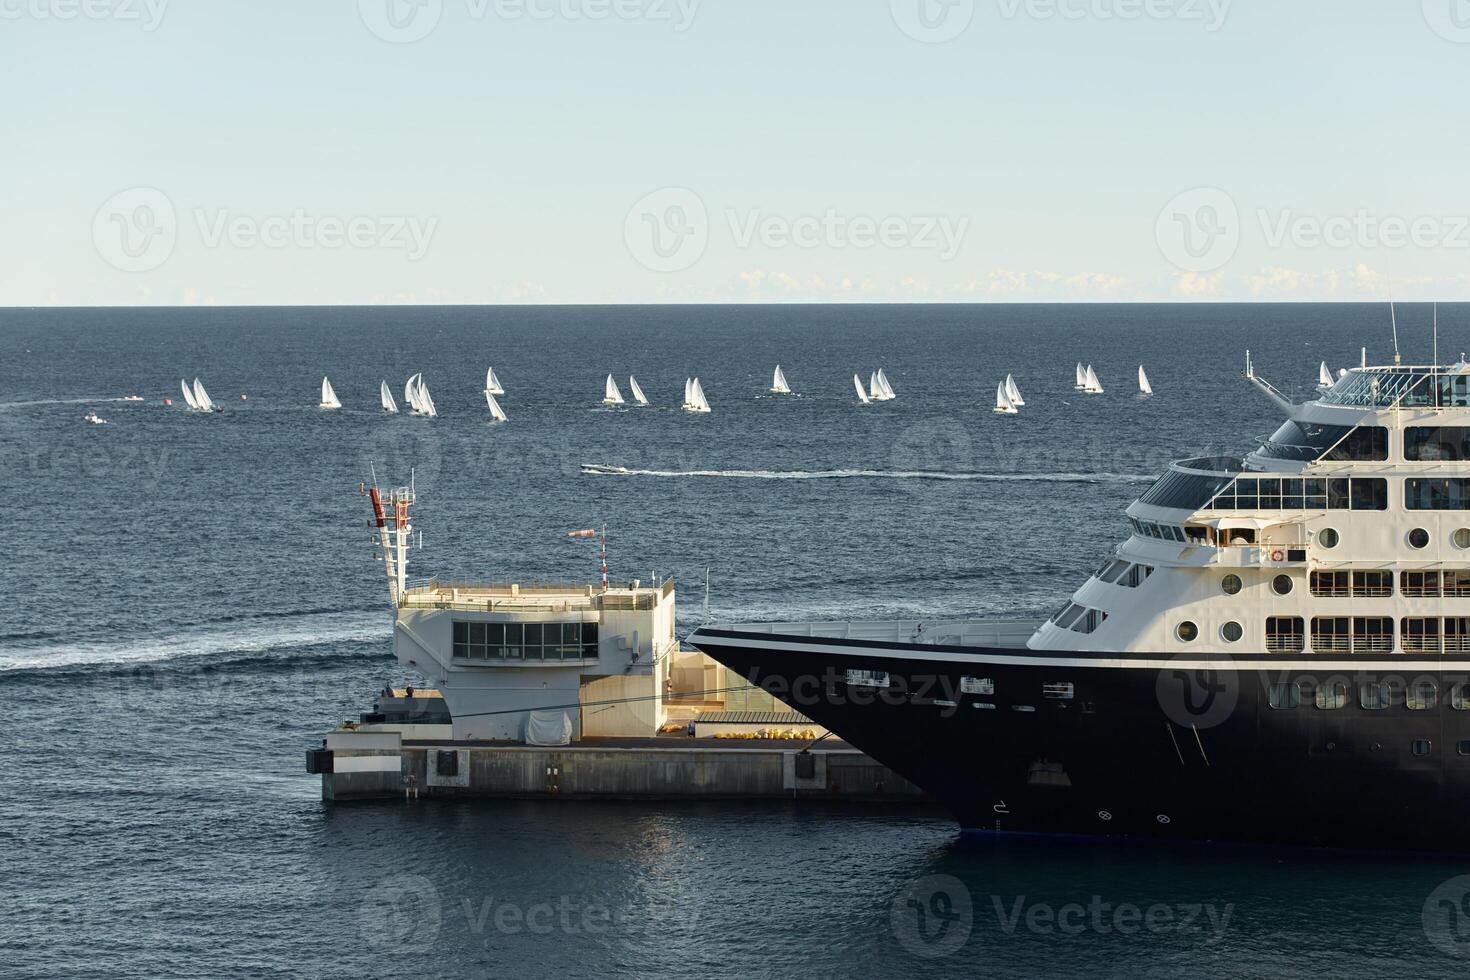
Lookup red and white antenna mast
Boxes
[363,466,418,607]
[600,525,608,591]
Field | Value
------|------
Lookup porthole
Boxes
[1272,574,1294,596]
[1412,739,1432,757]
[1221,574,1242,596]
[1318,528,1339,549]
[1221,621,1243,643]
[1409,528,1430,550]
[1175,621,1198,642]
[1455,528,1470,550]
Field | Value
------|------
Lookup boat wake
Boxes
[581,464,1153,483]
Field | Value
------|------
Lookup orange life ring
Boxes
[1270,549,1285,562]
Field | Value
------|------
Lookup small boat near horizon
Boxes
[628,376,648,406]
[602,374,626,407]
[320,376,342,410]
[181,378,221,413]
[84,409,107,424]
[682,377,711,414]
[404,373,436,417]
[770,365,792,395]
[1317,361,1335,390]
[1138,365,1153,397]
[1082,364,1104,394]
[993,381,1018,415]
[380,381,398,414]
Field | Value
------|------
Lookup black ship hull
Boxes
[691,628,1470,851]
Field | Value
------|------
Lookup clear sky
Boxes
[6,0,1470,305]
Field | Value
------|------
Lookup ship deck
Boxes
[713,617,1038,648]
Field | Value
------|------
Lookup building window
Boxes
[1176,621,1198,642]
[1352,571,1393,597]
[1402,618,1442,654]
[1407,682,1438,711]
[1268,683,1301,709]
[1311,617,1351,654]
[1221,621,1243,643]
[1315,681,1348,710]
[1412,740,1433,757]
[1272,574,1294,596]
[1361,682,1395,710]
[452,619,595,661]
[1221,574,1243,595]
[1408,528,1431,550]
[1267,616,1306,653]
[1318,527,1340,548]
[1401,571,1441,597]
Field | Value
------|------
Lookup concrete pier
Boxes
[312,731,931,804]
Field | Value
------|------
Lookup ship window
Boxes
[1054,604,1085,630]
[1402,618,1442,654]
[1353,617,1395,654]
[1139,469,1233,510]
[1352,571,1393,597]
[1350,479,1389,511]
[1097,560,1130,584]
[1446,572,1470,597]
[846,669,889,689]
[1268,683,1300,709]
[1121,564,1153,587]
[1405,478,1470,510]
[1311,617,1351,654]
[1401,571,1441,597]
[453,620,469,658]
[582,622,599,659]
[1361,682,1395,710]
[1073,609,1108,634]
[1272,574,1294,596]
[1175,621,1198,642]
[1318,527,1340,549]
[961,676,995,695]
[1412,740,1432,757]
[1408,528,1431,550]
[1311,571,1349,597]
[1405,426,1470,461]
[1459,741,1470,756]
[1449,619,1470,654]
[1043,682,1074,700]
[504,622,524,658]
[1221,574,1242,595]
[1325,426,1389,462]
[468,622,488,659]
[1408,682,1438,711]
[1453,685,1470,710]
[1267,616,1305,653]
[1305,480,1328,510]
[1221,621,1243,643]
[1457,528,1470,550]
[1315,681,1348,710]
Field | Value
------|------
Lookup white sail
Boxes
[771,365,791,394]
[485,367,504,395]
[686,377,710,413]
[1075,363,1087,389]
[683,378,693,407]
[629,376,648,406]
[193,378,215,412]
[320,376,341,409]
[1318,361,1334,389]
[180,378,199,410]
[485,391,507,422]
[994,381,1017,414]
[854,374,870,404]
[869,372,882,401]
[1005,374,1024,406]
[603,374,625,406]
[380,381,398,413]
[418,377,437,418]
[876,368,895,400]
[1138,365,1153,396]
[1084,365,1104,393]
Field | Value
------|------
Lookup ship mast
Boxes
[365,472,417,607]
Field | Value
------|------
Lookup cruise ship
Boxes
[692,356,1470,850]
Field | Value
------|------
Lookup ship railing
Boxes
[717,618,1038,649]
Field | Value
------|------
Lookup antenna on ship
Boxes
[1390,297,1402,365]
[600,526,608,591]
[1434,303,1441,407]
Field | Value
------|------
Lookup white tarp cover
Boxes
[524,710,572,746]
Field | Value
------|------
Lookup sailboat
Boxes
[192,378,221,412]
[628,376,648,406]
[602,374,625,407]
[994,381,1018,415]
[180,379,199,411]
[1317,361,1335,389]
[1138,365,1153,397]
[854,374,871,405]
[380,381,398,413]
[1074,363,1088,390]
[770,365,791,394]
[405,373,436,417]
[682,378,711,413]
[485,367,505,396]
[1083,365,1104,394]
[1004,374,1024,407]
[485,390,508,422]
[320,376,342,410]
[876,369,895,401]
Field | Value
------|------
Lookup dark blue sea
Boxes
[2,304,1468,979]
